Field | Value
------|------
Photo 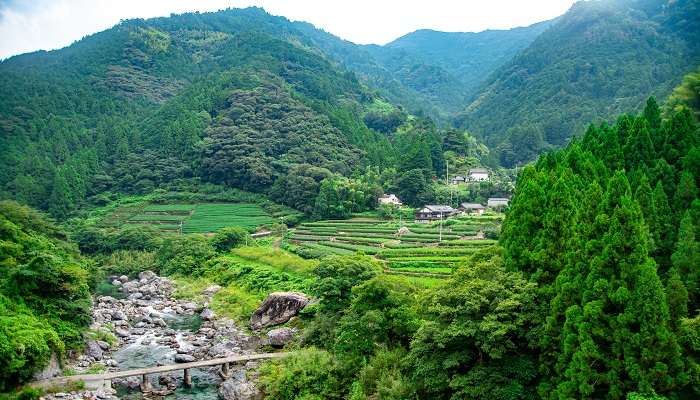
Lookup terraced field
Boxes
[115,203,273,233]
[285,215,501,276]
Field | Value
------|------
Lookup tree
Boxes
[671,211,700,309]
[395,169,430,207]
[652,181,675,269]
[211,227,250,252]
[409,253,538,400]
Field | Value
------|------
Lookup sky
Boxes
[0,0,577,59]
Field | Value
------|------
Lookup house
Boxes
[450,175,466,185]
[378,194,402,206]
[460,202,486,215]
[415,205,457,223]
[468,168,489,182]
[487,197,509,209]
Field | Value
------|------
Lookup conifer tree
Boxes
[671,211,700,309]
[652,181,675,270]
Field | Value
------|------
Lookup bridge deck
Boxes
[32,352,290,388]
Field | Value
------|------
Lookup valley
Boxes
[1,1,699,399]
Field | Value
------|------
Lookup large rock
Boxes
[200,308,216,321]
[85,340,104,360]
[33,352,62,380]
[250,292,309,330]
[138,270,156,282]
[174,354,195,363]
[267,328,296,347]
[218,371,262,400]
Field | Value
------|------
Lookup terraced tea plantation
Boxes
[118,203,273,233]
[285,215,501,276]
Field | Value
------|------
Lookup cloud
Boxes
[0,0,576,59]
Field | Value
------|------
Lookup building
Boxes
[460,202,486,215]
[415,205,458,223]
[450,175,466,185]
[378,194,402,206]
[468,168,490,182]
[487,197,509,209]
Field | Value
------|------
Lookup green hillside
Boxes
[456,0,700,166]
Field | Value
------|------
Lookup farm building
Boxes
[450,175,466,185]
[378,193,403,206]
[460,202,486,215]
[487,197,510,209]
[415,205,458,223]
[468,168,490,181]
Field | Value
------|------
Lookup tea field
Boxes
[104,203,274,233]
[285,215,501,276]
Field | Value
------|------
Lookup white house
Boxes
[468,168,490,182]
[487,197,509,209]
[378,194,402,206]
[415,205,458,223]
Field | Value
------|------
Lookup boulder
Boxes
[33,352,62,380]
[97,341,110,351]
[138,271,156,282]
[111,280,122,287]
[174,354,195,363]
[218,371,262,400]
[119,275,129,283]
[200,308,216,321]
[114,328,130,338]
[267,328,296,347]
[203,285,222,296]
[250,292,309,330]
[111,310,126,321]
[85,340,104,360]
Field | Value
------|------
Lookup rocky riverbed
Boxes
[41,272,269,400]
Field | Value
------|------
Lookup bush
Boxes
[101,250,158,276]
[211,227,250,252]
[156,234,215,275]
[258,348,343,400]
[0,297,63,391]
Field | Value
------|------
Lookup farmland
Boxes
[104,203,274,233]
[285,214,501,276]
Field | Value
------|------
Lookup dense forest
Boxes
[1,1,700,399]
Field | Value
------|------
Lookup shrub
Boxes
[258,348,343,400]
[156,234,215,275]
[211,227,250,252]
[101,250,157,276]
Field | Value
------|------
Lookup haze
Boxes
[0,0,576,59]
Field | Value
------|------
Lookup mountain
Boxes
[456,0,700,166]
[0,8,401,218]
[370,21,554,98]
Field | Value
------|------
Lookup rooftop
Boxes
[461,203,485,209]
[469,168,489,174]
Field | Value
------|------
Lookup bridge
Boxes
[31,352,290,392]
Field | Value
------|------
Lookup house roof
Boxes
[424,205,455,212]
[461,203,485,209]
[488,197,509,201]
[380,194,398,199]
[452,175,465,180]
[469,168,489,174]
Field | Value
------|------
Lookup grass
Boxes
[232,246,318,274]
[183,203,272,233]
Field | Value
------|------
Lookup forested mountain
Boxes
[457,0,700,166]
[366,21,553,106]
[0,8,403,218]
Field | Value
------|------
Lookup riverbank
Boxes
[40,272,266,400]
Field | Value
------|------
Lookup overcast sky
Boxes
[0,0,577,59]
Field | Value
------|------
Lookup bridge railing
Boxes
[31,352,290,391]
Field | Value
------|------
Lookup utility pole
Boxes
[439,212,443,242]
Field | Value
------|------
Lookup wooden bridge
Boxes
[31,352,290,392]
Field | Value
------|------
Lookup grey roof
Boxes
[460,203,485,209]
[469,168,489,174]
[424,205,456,212]
[488,197,509,201]
[452,175,465,180]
